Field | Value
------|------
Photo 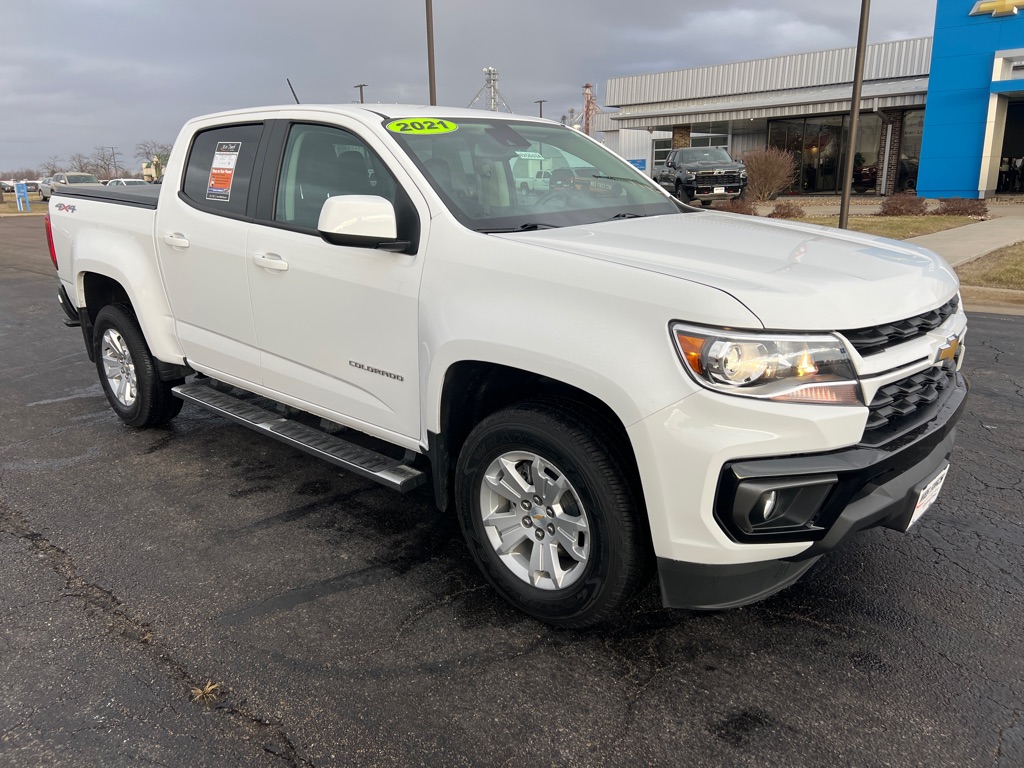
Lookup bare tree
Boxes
[68,153,93,173]
[134,140,172,162]
[39,156,64,176]
[90,146,119,179]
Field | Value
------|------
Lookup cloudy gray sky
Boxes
[2,0,938,174]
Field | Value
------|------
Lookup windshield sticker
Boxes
[514,151,545,160]
[386,119,458,135]
[206,141,241,201]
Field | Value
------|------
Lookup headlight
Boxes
[740,170,748,178]
[671,324,862,405]
[684,172,696,180]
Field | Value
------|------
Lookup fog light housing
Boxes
[729,475,838,539]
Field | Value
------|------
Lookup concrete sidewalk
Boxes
[906,205,1024,316]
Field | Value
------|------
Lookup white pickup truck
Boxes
[46,105,968,627]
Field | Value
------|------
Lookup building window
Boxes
[898,110,924,192]
[652,138,672,169]
[767,113,883,194]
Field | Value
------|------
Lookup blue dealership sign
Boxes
[918,0,1024,198]
[627,159,647,171]
[14,182,31,212]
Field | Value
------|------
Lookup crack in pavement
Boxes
[0,501,314,767]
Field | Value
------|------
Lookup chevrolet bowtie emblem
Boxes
[936,335,961,364]
[969,0,1023,17]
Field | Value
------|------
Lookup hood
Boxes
[686,161,743,170]
[495,212,958,330]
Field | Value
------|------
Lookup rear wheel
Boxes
[93,304,183,428]
[674,181,692,203]
[455,402,649,627]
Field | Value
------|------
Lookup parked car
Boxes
[652,146,747,205]
[106,178,150,187]
[0,180,14,193]
[44,172,104,200]
[38,177,53,200]
[20,180,39,193]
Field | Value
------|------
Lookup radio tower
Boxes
[468,66,513,112]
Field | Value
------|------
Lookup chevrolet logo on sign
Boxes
[969,1,1023,17]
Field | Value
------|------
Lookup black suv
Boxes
[653,147,747,205]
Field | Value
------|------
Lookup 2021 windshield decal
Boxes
[386,119,458,135]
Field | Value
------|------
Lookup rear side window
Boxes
[182,123,263,217]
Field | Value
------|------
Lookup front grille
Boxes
[860,359,957,446]
[842,296,959,356]
[694,171,743,185]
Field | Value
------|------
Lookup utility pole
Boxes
[534,99,547,118]
[839,0,871,230]
[425,0,437,105]
[108,147,119,178]
[354,83,368,103]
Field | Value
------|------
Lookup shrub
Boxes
[718,197,756,216]
[933,197,988,217]
[742,147,798,202]
[878,191,928,216]
[767,201,805,219]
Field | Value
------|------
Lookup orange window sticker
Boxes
[207,141,241,201]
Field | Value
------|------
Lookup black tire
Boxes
[455,401,649,627]
[674,181,691,202]
[701,200,713,207]
[93,304,183,428]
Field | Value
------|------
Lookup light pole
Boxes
[354,83,368,103]
[425,0,437,106]
[534,99,547,118]
[108,147,119,178]
[839,0,871,230]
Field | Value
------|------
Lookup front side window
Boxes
[385,117,679,232]
[275,124,399,231]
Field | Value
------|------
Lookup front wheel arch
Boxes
[455,400,652,626]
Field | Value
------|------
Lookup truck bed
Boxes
[53,184,160,209]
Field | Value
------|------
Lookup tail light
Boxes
[45,212,58,269]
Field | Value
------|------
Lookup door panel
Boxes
[246,122,424,438]
[156,122,264,383]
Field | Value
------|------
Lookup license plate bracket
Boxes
[908,464,949,529]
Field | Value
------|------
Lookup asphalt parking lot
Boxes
[1,215,1021,767]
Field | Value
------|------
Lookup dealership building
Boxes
[593,0,1024,198]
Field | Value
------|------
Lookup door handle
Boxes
[253,253,289,272]
[162,233,190,248]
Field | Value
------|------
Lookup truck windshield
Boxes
[676,148,734,164]
[384,117,680,231]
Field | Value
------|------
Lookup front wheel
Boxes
[93,304,183,428]
[455,402,649,627]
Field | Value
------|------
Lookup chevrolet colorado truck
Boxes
[46,105,967,627]
[653,146,747,205]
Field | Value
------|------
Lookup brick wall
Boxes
[879,111,905,196]
[671,126,691,149]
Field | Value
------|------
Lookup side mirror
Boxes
[665,160,675,169]
[317,195,407,252]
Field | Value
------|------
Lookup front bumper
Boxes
[685,183,745,201]
[656,371,967,609]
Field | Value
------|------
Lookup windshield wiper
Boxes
[590,174,653,187]
[607,212,644,220]
[474,222,560,233]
